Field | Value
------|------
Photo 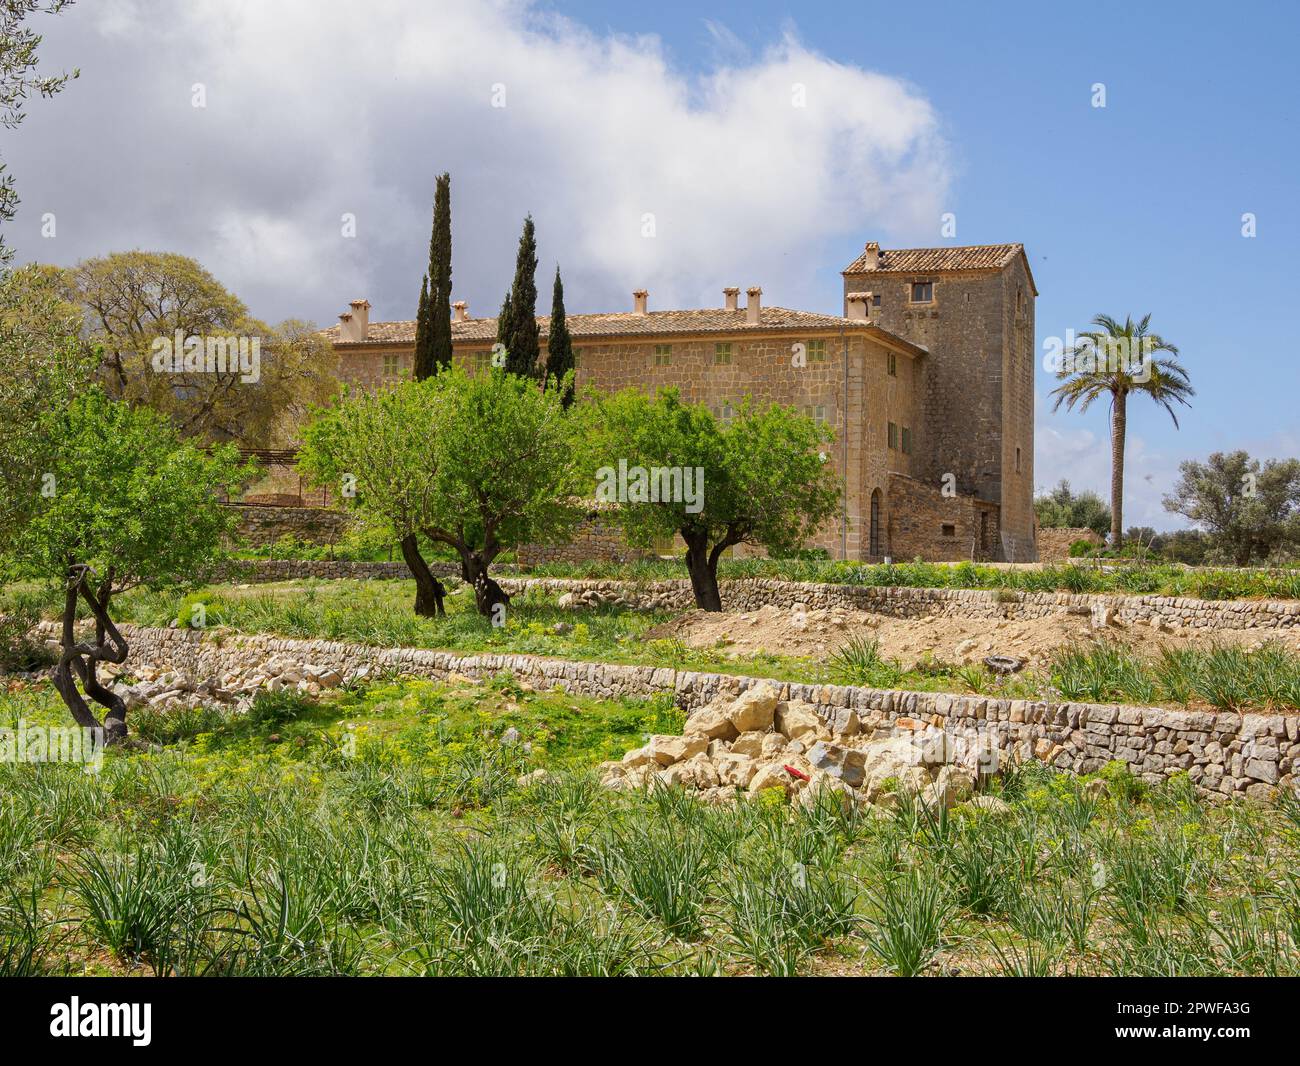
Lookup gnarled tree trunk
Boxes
[52,564,129,746]
[684,535,723,612]
[461,551,510,619]
[399,534,446,616]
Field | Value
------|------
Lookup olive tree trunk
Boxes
[52,564,129,745]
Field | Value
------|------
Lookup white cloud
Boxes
[12,0,951,327]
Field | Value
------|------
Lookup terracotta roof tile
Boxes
[842,243,1024,275]
[322,306,894,345]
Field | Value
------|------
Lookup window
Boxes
[802,404,827,424]
[714,342,732,365]
[887,352,897,376]
[654,343,672,366]
[1015,446,1022,473]
[901,427,912,454]
[382,353,401,377]
[807,339,826,363]
[574,348,583,368]
[910,281,934,303]
[887,422,898,450]
[872,294,882,307]
[941,523,956,538]
[869,489,882,556]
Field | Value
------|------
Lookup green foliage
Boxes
[301,368,584,579]
[1164,450,1300,566]
[501,215,540,377]
[414,172,453,380]
[1049,641,1299,712]
[585,387,840,608]
[4,387,249,590]
[65,250,338,447]
[545,265,575,407]
[1035,480,1111,537]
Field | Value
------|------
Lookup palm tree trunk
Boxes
[1110,390,1126,549]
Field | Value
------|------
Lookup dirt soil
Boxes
[647,603,1300,670]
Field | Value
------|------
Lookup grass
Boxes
[9,574,1297,714]
[1049,641,1300,712]
[3,676,1300,977]
[519,557,1300,601]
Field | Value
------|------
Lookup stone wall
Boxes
[518,511,658,566]
[886,472,1000,562]
[842,255,1037,560]
[219,563,1300,630]
[111,624,1299,799]
[227,504,351,548]
[1038,527,1105,562]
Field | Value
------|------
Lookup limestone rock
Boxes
[775,699,822,741]
[728,683,780,732]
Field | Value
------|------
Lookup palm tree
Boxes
[1050,314,1193,549]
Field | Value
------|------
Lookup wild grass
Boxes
[1050,640,1300,712]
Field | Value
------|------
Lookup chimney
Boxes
[860,241,881,270]
[337,311,356,342]
[632,289,648,316]
[452,300,468,322]
[723,286,740,311]
[348,298,371,341]
[745,286,762,326]
[846,292,872,321]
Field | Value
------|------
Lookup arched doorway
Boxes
[869,489,882,558]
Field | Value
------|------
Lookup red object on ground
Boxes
[783,764,810,781]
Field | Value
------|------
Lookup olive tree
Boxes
[1,388,248,743]
[301,366,584,618]
[587,388,840,610]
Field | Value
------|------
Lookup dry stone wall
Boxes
[222,563,1299,631]
[112,624,1297,800]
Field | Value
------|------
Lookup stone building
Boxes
[323,241,1037,562]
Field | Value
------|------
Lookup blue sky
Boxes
[9,0,1297,528]
[551,0,1300,525]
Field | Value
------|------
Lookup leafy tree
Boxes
[299,382,449,615]
[1163,450,1300,566]
[1033,479,1111,536]
[413,172,452,380]
[588,389,840,610]
[0,263,96,534]
[301,368,583,617]
[1,387,248,743]
[62,251,338,445]
[1159,528,1211,566]
[1050,314,1193,549]
[545,264,575,407]
[501,215,539,377]
[1,0,78,268]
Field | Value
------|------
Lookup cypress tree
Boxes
[503,215,539,377]
[428,172,453,371]
[413,274,433,380]
[495,290,513,368]
[546,264,575,407]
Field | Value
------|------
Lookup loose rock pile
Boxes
[598,681,1004,812]
[89,654,361,717]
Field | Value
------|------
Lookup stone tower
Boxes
[842,242,1037,561]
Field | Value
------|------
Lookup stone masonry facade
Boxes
[324,241,1038,563]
